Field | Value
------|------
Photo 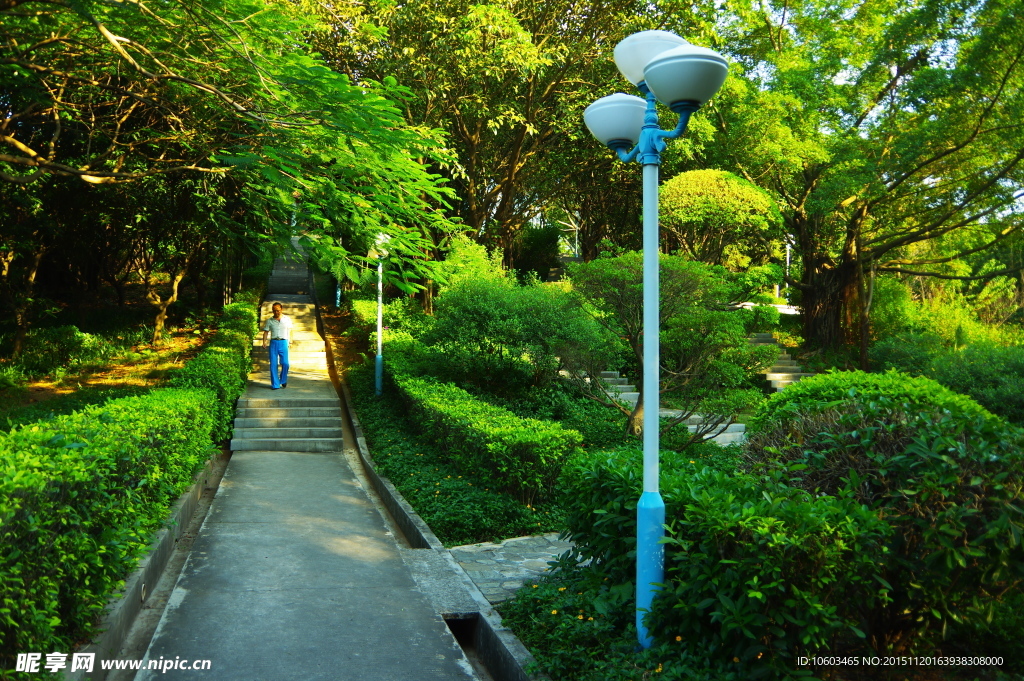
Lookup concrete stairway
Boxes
[749,332,815,391]
[229,240,345,453]
[595,370,746,446]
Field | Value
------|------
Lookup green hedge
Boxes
[745,370,1024,657]
[0,388,218,670]
[383,334,582,505]
[394,374,582,505]
[0,299,259,673]
[168,302,257,440]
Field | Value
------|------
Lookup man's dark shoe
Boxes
[282,383,287,388]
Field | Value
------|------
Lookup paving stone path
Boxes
[449,533,575,604]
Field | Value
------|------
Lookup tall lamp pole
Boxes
[583,30,728,649]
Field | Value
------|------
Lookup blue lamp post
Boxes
[583,30,728,649]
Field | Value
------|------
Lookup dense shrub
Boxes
[0,388,218,670]
[427,276,614,394]
[5,325,148,378]
[347,361,560,545]
[168,301,257,439]
[746,370,1024,654]
[931,343,1024,424]
[868,330,945,375]
[393,373,582,505]
[558,444,883,676]
[3,386,151,432]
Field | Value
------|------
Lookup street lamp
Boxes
[583,30,728,649]
[373,234,390,396]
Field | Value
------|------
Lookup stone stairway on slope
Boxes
[748,332,816,391]
[228,240,345,453]
[595,370,746,446]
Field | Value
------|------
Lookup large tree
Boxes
[313,0,727,265]
[704,0,1024,351]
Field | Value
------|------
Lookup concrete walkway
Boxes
[136,242,478,680]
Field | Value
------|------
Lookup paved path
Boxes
[136,242,478,681]
[450,534,574,604]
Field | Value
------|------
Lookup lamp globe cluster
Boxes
[583,30,728,150]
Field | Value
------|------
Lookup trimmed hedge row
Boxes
[385,334,582,505]
[0,299,259,671]
[168,302,257,440]
[0,389,218,669]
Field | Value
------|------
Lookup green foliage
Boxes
[868,330,946,375]
[3,325,148,378]
[167,301,257,440]
[347,362,559,545]
[746,370,1024,652]
[750,369,993,431]
[391,368,582,506]
[931,344,1024,424]
[567,252,774,437]
[0,388,218,670]
[497,567,747,681]
[512,223,562,281]
[557,444,886,676]
[660,169,784,268]
[428,277,615,395]
[740,304,781,333]
[559,444,740,586]
[655,469,889,675]
[3,386,151,432]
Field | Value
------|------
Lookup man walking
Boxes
[262,302,292,389]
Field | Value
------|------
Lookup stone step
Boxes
[252,340,325,351]
[764,372,816,381]
[606,384,636,393]
[707,431,745,445]
[613,392,640,404]
[601,377,628,386]
[598,371,620,379]
[235,407,344,419]
[238,397,340,409]
[229,438,345,453]
[233,426,345,439]
[687,422,745,434]
[233,417,341,429]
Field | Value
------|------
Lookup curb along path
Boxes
[134,241,478,681]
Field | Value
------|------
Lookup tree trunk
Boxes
[147,269,187,343]
[9,248,46,359]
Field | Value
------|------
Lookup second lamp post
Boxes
[583,29,728,649]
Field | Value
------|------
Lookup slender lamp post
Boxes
[374,234,390,396]
[583,30,728,649]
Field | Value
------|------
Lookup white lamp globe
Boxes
[613,30,689,86]
[583,93,647,148]
[642,44,729,108]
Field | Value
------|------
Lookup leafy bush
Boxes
[393,372,582,505]
[347,361,560,545]
[654,469,889,675]
[558,444,884,676]
[427,276,613,394]
[3,386,151,432]
[739,304,780,333]
[9,326,119,377]
[498,567,748,681]
[746,370,1024,654]
[168,301,257,439]
[750,369,992,430]
[868,330,946,375]
[931,343,1024,424]
[0,388,218,670]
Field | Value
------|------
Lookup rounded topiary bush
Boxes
[745,370,1024,654]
